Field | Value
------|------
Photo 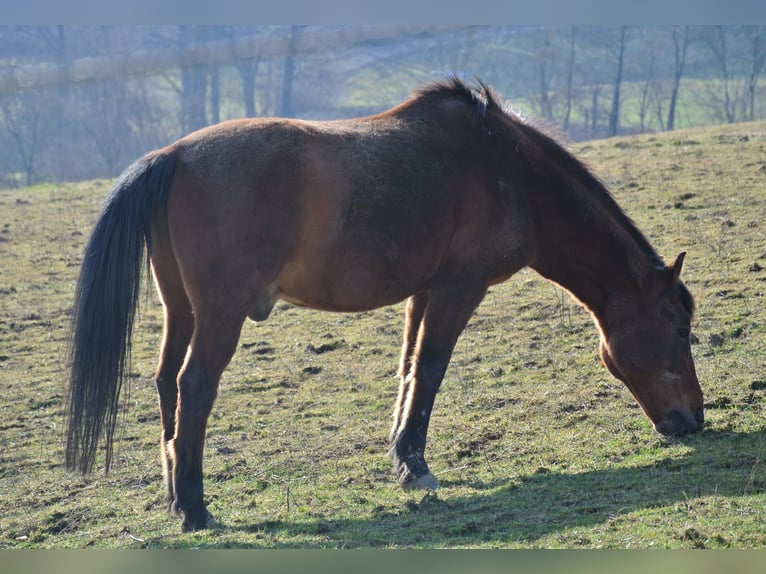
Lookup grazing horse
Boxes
[65,78,704,532]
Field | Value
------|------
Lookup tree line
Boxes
[0,25,764,187]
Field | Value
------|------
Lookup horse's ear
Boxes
[669,252,686,283]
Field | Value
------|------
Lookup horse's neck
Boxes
[528,188,649,323]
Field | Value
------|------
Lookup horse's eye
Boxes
[677,327,690,339]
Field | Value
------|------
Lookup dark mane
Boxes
[494,100,665,273]
[414,76,481,102]
[412,76,499,119]
[550,129,662,267]
[410,77,664,274]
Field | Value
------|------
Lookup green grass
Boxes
[0,122,764,548]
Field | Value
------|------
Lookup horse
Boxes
[65,78,704,532]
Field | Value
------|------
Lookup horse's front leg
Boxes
[390,292,429,445]
[389,282,486,491]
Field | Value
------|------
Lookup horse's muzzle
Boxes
[655,406,704,437]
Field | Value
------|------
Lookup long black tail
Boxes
[65,150,176,474]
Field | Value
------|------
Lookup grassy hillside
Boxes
[0,121,764,548]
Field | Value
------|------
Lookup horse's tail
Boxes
[65,150,176,474]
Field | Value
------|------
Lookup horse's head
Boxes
[598,253,704,436]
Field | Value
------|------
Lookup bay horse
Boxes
[65,78,704,532]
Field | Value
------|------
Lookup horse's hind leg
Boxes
[390,282,486,491]
[150,241,194,510]
[169,308,245,532]
[154,301,193,509]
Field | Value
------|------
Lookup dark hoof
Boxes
[181,508,217,532]
[172,501,217,532]
[395,451,439,491]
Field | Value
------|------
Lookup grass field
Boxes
[0,121,764,548]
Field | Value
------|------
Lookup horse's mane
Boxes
[413,78,669,277]
[412,76,495,119]
[511,113,665,270]
[413,76,484,101]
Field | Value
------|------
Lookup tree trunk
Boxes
[563,26,576,132]
[535,28,554,120]
[590,85,601,136]
[280,25,303,117]
[667,26,688,131]
[180,26,208,133]
[709,26,736,123]
[744,27,765,121]
[608,26,626,137]
[237,59,259,117]
[2,97,40,186]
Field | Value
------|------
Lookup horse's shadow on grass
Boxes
[178,428,765,547]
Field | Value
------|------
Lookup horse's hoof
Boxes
[180,507,217,532]
[401,472,439,491]
[394,449,439,491]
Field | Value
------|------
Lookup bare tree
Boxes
[280,25,303,117]
[562,26,576,132]
[608,26,627,137]
[636,30,659,133]
[706,26,741,123]
[697,26,766,124]
[0,89,43,185]
[588,83,604,136]
[574,26,625,138]
[667,26,689,131]
[237,56,260,117]
[209,65,220,125]
[179,26,209,132]
[428,25,476,76]
[651,80,667,132]
[743,26,766,121]
[0,27,68,185]
[533,27,555,120]
[74,78,148,176]
[228,26,269,117]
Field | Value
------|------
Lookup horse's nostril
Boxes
[674,407,704,435]
[670,410,688,436]
[657,408,703,437]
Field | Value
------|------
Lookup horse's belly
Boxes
[271,249,433,314]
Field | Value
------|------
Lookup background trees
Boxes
[0,25,764,187]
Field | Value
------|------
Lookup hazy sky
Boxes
[3,0,762,26]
